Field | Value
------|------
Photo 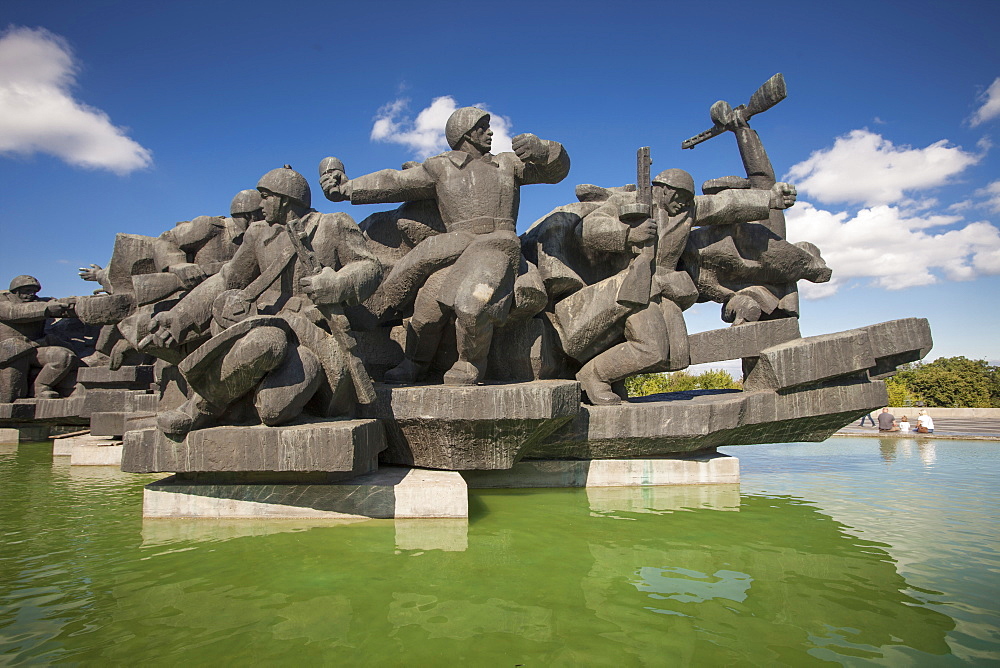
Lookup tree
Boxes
[885,375,921,407]
[890,356,999,408]
[625,369,741,398]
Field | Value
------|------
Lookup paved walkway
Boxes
[836,417,1000,441]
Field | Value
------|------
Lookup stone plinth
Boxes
[359,380,581,470]
[527,376,889,459]
[81,389,148,418]
[688,318,801,365]
[90,411,155,438]
[463,451,739,488]
[70,437,124,465]
[122,419,386,475]
[142,467,468,519]
[0,428,18,445]
[744,318,932,391]
[0,402,36,421]
[53,432,93,455]
[76,365,154,390]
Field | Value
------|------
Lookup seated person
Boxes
[877,408,898,432]
[916,410,934,433]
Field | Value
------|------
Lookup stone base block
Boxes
[463,452,739,488]
[0,402,36,421]
[0,428,18,445]
[359,380,580,470]
[77,365,154,390]
[4,398,86,424]
[70,437,124,465]
[142,467,468,519]
[527,375,890,459]
[0,443,15,455]
[122,419,386,475]
[53,433,93,455]
[90,411,155,438]
[689,318,801,365]
[82,389,147,418]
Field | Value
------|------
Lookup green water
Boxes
[1,438,998,666]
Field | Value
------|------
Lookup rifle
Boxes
[616,146,655,307]
[681,73,786,150]
[284,214,377,405]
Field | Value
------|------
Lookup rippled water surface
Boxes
[1,437,998,665]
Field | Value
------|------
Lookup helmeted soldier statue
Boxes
[145,166,382,438]
[524,168,797,404]
[77,189,264,368]
[0,275,78,401]
[321,106,568,386]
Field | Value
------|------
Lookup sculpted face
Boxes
[655,185,694,216]
[259,189,283,224]
[465,118,493,154]
[12,287,39,302]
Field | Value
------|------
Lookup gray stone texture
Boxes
[688,317,801,365]
[744,318,932,391]
[121,418,385,474]
[81,389,150,418]
[527,376,888,459]
[76,365,154,390]
[359,380,580,469]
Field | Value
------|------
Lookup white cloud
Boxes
[370,95,513,159]
[785,129,980,207]
[0,26,152,174]
[970,77,1000,127]
[975,180,1000,213]
[786,201,1000,294]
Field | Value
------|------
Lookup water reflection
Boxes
[587,483,740,515]
[1,441,996,665]
[877,437,937,467]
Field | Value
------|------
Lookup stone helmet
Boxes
[318,156,345,175]
[257,165,311,209]
[445,107,490,150]
[9,275,41,292]
[230,189,263,216]
[652,168,695,196]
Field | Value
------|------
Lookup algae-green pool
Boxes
[1,438,998,665]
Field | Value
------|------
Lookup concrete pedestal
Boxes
[122,419,386,476]
[463,451,739,488]
[142,467,468,519]
[0,428,18,445]
[360,380,581,470]
[69,436,124,465]
[140,453,738,520]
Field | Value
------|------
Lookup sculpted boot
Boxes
[443,359,485,386]
[158,394,216,439]
[576,362,621,405]
[384,357,429,384]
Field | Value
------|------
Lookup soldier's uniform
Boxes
[0,281,76,401]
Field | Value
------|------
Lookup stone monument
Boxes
[0,77,933,518]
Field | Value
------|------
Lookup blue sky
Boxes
[2,0,999,368]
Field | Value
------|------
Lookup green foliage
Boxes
[889,356,1000,408]
[885,376,921,407]
[625,369,741,398]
